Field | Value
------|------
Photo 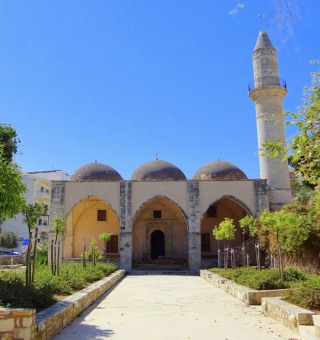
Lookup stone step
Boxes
[299,325,317,340]
[129,270,197,276]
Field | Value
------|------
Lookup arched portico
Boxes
[132,196,188,266]
[64,196,120,258]
[200,196,251,267]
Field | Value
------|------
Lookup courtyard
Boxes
[53,274,302,340]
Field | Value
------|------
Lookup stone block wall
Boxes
[0,309,35,340]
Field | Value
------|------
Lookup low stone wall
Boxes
[261,297,316,332]
[0,255,24,265]
[200,270,287,305]
[0,269,125,340]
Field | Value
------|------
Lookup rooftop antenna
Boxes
[258,13,265,31]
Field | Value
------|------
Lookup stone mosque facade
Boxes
[50,31,292,273]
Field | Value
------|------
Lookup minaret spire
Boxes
[249,31,291,211]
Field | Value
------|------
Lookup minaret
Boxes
[249,31,291,211]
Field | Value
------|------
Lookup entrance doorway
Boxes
[151,230,165,260]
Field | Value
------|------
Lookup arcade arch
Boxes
[64,196,120,258]
[132,196,188,265]
[200,196,251,266]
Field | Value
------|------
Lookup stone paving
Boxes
[54,275,303,340]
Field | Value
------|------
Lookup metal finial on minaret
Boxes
[258,13,265,31]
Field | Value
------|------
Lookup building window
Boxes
[38,218,42,226]
[107,235,119,253]
[40,187,44,193]
[153,210,162,219]
[201,233,210,252]
[97,210,107,221]
[207,205,217,218]
[44,204,48,214]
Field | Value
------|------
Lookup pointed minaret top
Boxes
[254,31,274,51]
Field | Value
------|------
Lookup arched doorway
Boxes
[132,197,188,265]
[151,230,165,260]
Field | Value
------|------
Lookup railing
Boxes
[248,77,287,91]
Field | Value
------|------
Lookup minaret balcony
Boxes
[248,78,287,92]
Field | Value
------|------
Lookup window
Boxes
[40,187,44,193]
[107,235,119,253]
[207,205,217,218]
[44,204,48,214]
[97,210,107,221]
[201,233,210,252]
[38,219,42,226]
[153,210,162,218]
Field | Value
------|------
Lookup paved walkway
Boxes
[54,275,302,340]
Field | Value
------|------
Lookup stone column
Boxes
[253,179,269,217]
[49,181,65,264]
[119,181,132,271]
[187,181,201,272]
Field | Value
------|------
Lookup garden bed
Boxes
[0,269,125,340]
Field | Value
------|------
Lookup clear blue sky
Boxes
[0,1,319,179]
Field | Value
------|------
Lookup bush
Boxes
[283,267,306,283]
[0,261,118,309]
[285,276,320,311]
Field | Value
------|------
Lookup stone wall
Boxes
[0,309,35,340]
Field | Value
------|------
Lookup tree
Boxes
[22,204,44,287]
[239,215,261,268]
[213,218,236,269]
[264,73,320,187]
[0,229,18,249]
[0,156,26,220]
[51,217,64,276]
[0,124,26,220]
[99,232,112,261]
[0,123,20,162]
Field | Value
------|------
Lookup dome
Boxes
[70,162,123,181]
[131,160,186,181]
[193,160,247,181]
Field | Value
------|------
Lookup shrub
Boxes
[285,276,320,311]
[283,267,306,283]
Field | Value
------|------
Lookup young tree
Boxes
[22,204,44,286]
[213,218,236,269]
[99,232,112,261]
[239,215,260,268]
[51,217,64,276]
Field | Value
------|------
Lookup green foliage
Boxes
[36,242,48,265]
[0,229,18,249]
[81,239,103,265]
[53,217,64,241]
[285,276,320,311]
[263,73,320,186]
[99,232,112,260]
[0,158,26,220]
[0,262,117,309]
[209,266,307,290]
[213,218,236,242]
[239,215,259,237]
[0,124,19,162]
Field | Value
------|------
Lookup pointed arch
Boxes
[64,196,120,258]
[132,195,188,266]
[200,195,252,268]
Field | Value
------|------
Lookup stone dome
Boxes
[193,160,247,181]
[70,162,123,181]
[131,160,186,181]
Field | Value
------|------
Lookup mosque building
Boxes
[50,31,291,272]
